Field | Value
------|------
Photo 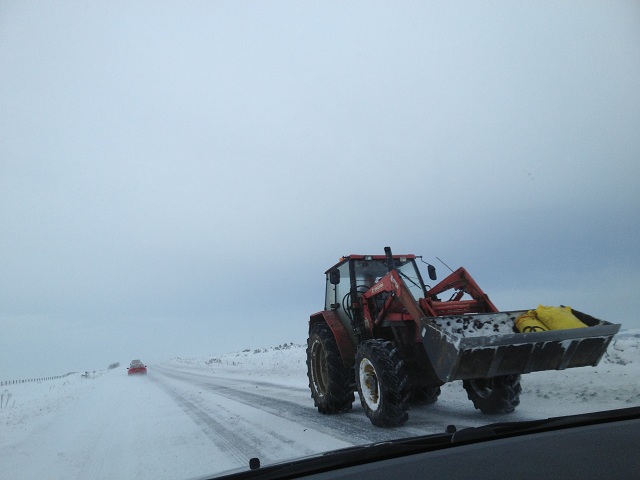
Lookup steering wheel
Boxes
[342,285,371,320]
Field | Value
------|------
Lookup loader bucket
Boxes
[419,310,621,383]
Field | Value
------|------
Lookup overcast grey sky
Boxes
[2,1,639,378]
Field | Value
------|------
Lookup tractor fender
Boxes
[309,311,356,368]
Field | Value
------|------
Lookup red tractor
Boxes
[307,247,619,427]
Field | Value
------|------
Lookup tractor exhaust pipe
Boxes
[384,246,394,272]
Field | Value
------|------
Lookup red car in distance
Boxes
[127,359,147,375]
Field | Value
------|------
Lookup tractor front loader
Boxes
[307,247,620,427]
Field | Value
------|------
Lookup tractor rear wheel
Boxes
[355,339,410,427]
[463,374,522,414]
[307,322,354,414]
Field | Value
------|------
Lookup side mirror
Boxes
[428,264,437,281]
[329,269,340,285]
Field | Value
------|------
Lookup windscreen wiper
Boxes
[213,406,640,480]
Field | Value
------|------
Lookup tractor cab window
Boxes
[324,262,351,313]
[353,258,426,301]
[325,257,427,334]
[353,260,388,287]
[395,261,427,300]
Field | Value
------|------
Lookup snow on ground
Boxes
[1,333,638,480]
[168,333,640,417]
[1,369,232,480]
[171,342,306,388]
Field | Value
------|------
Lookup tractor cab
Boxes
[324,254,430,341]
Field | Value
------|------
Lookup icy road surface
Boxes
[1,335,639,480]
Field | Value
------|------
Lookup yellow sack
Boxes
[536,305,587,330]
[515,310,549,333]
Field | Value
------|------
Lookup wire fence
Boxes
[1,373,74,387]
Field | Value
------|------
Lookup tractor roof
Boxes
[325,254,416,273]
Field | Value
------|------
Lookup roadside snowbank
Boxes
[1,371,107,444]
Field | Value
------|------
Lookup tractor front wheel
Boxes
[463,374,522,414]
[355,339,410,427]
[412,385,441,405]
[307,322,354,414]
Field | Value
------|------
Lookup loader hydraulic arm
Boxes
[362,269,425,326]
[421,267,498,316]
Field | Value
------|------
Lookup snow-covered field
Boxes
[1,333,639,480]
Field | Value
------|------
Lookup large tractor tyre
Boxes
[462,374,522,414]
[306,323,354,414]
[355,339,411,427]
[411,385,441,405]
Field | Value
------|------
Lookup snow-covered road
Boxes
[1,334,639,480]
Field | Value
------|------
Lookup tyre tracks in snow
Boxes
[151,365,439,448]
[151,379,257,467]
[152,368,353,467]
